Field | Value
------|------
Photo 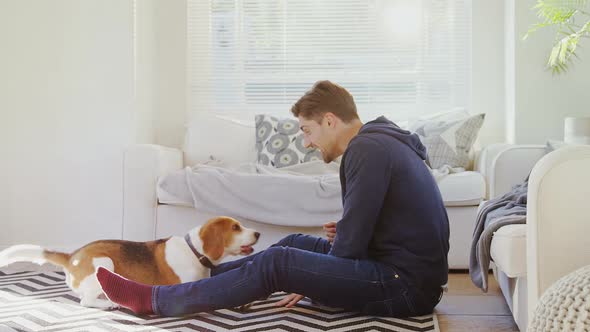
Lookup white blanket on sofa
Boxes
[157,160,459,228]
[157,161,343,227]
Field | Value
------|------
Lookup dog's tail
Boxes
[0,245,71,269]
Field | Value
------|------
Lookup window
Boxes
[188,0,471,122]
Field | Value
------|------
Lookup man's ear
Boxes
[324,112,337,128]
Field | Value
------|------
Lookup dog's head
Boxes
[195,216,260,261]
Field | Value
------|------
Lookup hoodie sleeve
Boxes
[328,136,392,259]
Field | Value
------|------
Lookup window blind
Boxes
[188,0,471,122]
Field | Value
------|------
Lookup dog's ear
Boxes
[200,219,227,261]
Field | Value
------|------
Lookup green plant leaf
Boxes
[527,0,590,73]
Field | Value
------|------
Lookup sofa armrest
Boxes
[123,144,183,241]
[476,144,546,199]
[527,145,590,323]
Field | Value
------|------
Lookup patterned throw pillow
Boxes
[410,113,485,169]
[255,114,322,168]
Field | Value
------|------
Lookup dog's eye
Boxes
[232,224,240,231]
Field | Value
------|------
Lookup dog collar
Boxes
[184,233,216,269]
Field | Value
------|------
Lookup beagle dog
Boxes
[0,216,259,309]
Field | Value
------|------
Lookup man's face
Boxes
[298,114,337,163]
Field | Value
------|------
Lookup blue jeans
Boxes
[152,234,442,317]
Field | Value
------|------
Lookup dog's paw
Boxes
[80,297,120,310]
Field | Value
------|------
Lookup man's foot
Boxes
[95,267,154,315]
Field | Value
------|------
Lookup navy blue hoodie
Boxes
[328,116,449,290]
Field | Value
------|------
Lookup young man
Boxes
[96,80,450,317]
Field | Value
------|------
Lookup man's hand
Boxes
[275,293,304,308]
[323,221,337,244]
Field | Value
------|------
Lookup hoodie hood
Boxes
[358,116,427,161]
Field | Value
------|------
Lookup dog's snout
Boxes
[254,232,260,239]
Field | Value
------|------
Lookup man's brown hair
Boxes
[291,80,359,123]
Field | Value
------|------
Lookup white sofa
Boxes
[122,115,488,268]
[483,144,590,331]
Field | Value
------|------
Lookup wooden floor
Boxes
[435,271,519,331]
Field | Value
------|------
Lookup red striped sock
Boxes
[96,267,154,315]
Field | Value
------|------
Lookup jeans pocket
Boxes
[379,264,402,283]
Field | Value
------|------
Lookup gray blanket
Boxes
[157,160,455,228]
[469,178,528,292]
[157,161,343,227]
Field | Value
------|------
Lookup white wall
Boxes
[463,0,590,145]
[134,0,186,149]
[506,0,590,144]
[153,0,187,149]
[0,0,145,249]
[471,0,505,146]
[135,0,157,144]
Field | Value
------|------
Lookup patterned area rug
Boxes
[0,270,440,332]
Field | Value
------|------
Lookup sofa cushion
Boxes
[158,169,486,208]
[490,224,526,278]
[437,171,486,206]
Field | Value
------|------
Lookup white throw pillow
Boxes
[410,113,485,169]
[183,113,257,167]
